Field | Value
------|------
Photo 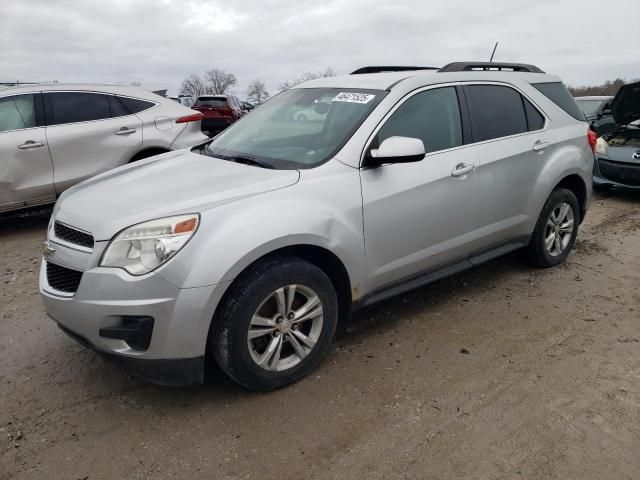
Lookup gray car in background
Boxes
[593,81,640,190]
[575,95,616,136]
[0,84,207,213]
[40,62,593,390]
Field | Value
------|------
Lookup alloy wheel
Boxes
[544,202,575,257]
[247,285,324,371]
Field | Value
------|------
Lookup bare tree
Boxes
[246,79,269,104]
[279,67,336,90]
[180,73,210,98]
[129,81,142,87]
[204,68,238,95]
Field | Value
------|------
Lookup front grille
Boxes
[54,222,94,249]
[598,159,640,187]
[46,262,83,294]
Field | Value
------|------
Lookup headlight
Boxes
[100,214,199,275]
[595,137,608,156]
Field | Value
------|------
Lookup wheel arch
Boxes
[129,147,171,163]
[552,174,588,223]
[216,244,353,325]
[203,243,354,369]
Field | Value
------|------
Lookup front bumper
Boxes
[39,237,228,386]
[594,155,640,190]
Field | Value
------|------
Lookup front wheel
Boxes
[211,256,338,391]
[527,188,580,267]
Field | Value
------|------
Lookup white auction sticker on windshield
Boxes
[332,92,376,104]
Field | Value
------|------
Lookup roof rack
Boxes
[438,62,544,73]
[350,66,439,75]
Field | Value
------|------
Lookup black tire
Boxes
[210,256,338,391]
[527,188,580,268]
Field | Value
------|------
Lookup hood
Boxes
[55,150,300,240]
[611,81,640,125]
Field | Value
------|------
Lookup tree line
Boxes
[568,78,632,97]
[178,67,336,104]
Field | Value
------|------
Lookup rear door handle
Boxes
[451,163,475,177]
[115,127,137,136]
[17,140,45,150]
[533,141,549,152]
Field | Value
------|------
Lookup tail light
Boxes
[176,113,204,124]
[587,128,597,153]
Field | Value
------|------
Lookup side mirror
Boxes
[367,136,426,167]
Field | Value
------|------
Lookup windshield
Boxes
[576,99,607,116]
[201,88,385,169]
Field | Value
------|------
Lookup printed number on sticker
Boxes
[332,92,376,104]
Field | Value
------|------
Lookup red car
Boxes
[192,95,245,135]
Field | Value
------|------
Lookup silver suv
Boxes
[39,62,594,390]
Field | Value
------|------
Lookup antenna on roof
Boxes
[489,42,499,62]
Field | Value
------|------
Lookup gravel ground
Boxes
[1,191,639,480]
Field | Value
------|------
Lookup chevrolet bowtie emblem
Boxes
[42,241,56,259]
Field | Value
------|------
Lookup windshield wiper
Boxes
[221,154,274,169]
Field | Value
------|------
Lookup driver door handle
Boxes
[451,163,475,177]
[17,140,45,150]
[115,127,137,136]
[532,141,549,152]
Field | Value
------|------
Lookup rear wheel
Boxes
[211,256,338,391]
[527,188,580,267]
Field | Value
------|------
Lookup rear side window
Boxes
[376,87,463,153]
[109,95,130,117]
[523,97,545,131]
[465,85,528,142]
[0,94,36,132]
[532,82,585,121]
[118,96,154,114]
[195,97,227,108]
[46,92,111,125]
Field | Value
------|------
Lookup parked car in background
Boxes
[575,95,616,135]
[593,82,640,190]
[241,101,255,114]
[192,95,244,135]
[40,62,593,390]
[169,95,195,108]
[0,84,208,213]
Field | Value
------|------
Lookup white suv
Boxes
[0,84,208,214]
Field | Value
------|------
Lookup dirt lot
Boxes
[1,191,639,480]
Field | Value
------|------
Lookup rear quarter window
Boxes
[532,82,585,121]
[118,96,155,114]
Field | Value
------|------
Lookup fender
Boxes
[155,163,366,295]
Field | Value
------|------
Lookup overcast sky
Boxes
[1,0,638,97]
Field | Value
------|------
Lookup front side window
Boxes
[376,87,463,154]
[201,88,386,169]
[0,94,36,133]
[46,92,111,125]
[466,85,529,142]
